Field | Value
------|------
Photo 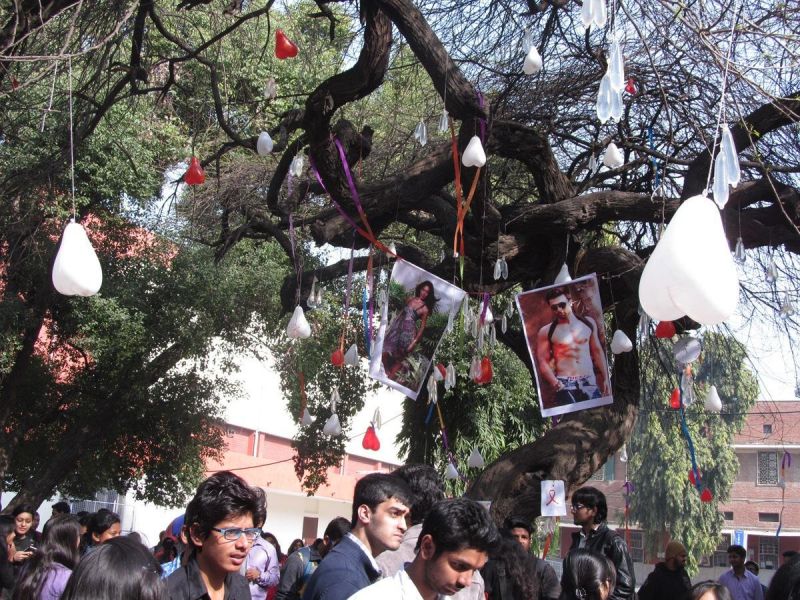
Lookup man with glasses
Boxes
[562,487,634,600]
[167,470,266,600]
[536,287,610,407]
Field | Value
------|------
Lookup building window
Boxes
[590,457,615,481]
[723,511,734,521]
[713,534,732,567]
[759,513,780,523]
[758,452,779,485]
[629,531,644,563]
[760,541,778,569]
[763,424,773,434]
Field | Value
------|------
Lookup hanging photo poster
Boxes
[516,273,613,417]
[369,260,466,400]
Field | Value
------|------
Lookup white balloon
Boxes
[256,131,273,155]
[52,221,103,296]
[581,0,594,27]
[523,47,543,75]
[610,329,633,354]
[608,39,625,92]
[591,0,607,27]
[603,142,624,168]
[445,461,460,480]
[301,408,314,426]
[467,447,486,468]
[462,136,486,168]
[323,414,342,436]
[638,195,739,324]
[554,263,572,284]
[596,73,613,124]
[344,343,358,366]
[704,385,723,412]
[286,306,311,339]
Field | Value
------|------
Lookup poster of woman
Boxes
[369,260,466,400]
[515,273,613,417]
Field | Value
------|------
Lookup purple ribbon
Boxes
[344,239,355,313]
[479,293,490,325]
[333,137,368,224]
[309,157,364,235]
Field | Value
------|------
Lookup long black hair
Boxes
[561,549,615,600]
[13,515,81,600]
[486,529,539,600]
[61,536,164,600]
[414,280,439,313]
[84,509,120,548]
[767,556,800,600]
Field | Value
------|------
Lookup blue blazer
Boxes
[302,536,380,600]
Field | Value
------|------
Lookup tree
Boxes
[1,0,798,521]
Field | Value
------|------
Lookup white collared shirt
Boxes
[347,532,383,575]
[350,568,447,600]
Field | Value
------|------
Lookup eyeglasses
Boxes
[550,302,568,311]
[570,503,587,511]
[211,527,262,542]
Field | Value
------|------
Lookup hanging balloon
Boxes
[779,294,796,319]
[766,258,778,284]
[344,344,358,366]
[493,258,503,281]
[625,77,637,95]
[680,366,696,406]
[264,77,277,99]
[275,29,298,59]
[438,109,449,134]
[414,119,428,147]
[602,142,624,168]
[688,468,697,485]
[554,263,572,285]
[52,221,103,296]
[700,488,713,503]
[669,388,681,409]
[619,444,628,463]
[462,136,487,168]
[434,363,447,381]
[475,357,493,385]
[654,321,676,339]
[596,73,613,124]
[301,407,315,426]
[330,348,345,367]
[712,149,730,209]
[638,195,739,325]
[734,237,746,264]
[427,374,438,404]
[608,38,625,91]
[720,124,741,186]
[704,385,723,412]
[610,330,633,354]
[673,336,702,364]
[256,131,274,156]
[523,47,543,75]
[590,0,607,27]
[637,311,650,340]
[184,156,205,185]
[362,425,380,451]
[322,413,341,436]
[467,447,486,468]
[286,306,311,339]
[445,461,459,480]
[289,155,304,177]
[445,362,456,390]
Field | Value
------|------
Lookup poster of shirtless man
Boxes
[516,273,613,417]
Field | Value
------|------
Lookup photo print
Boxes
[516,273,613,417]
[369,260,466,400]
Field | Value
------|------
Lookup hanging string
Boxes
[41,62,58,133]
[68,57,76,220]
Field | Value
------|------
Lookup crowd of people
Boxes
[1,475,800,600]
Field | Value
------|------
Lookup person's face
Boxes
[360,497,409,554]
[14,512,33,537]
[419,285,431,300]
[729,552,745,569]
[5,532,15,561]
[32,514,40,530]
[193,513,255,575]
[93,521,122,544]
[668,552,688,570]
[420,537,488,596]
[549,294,572,320]
[570,501,597,527]
[510,527,531,552]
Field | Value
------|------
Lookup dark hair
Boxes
[88,510,120,541]
[767,556,800,600]
[12,504,35,519]
[744,560,759,574]
[52,502,71,515]
[288,539,304,555]
[503,516,533,535]
[184,471,263,547]
[785,551,799,559]
[13,515,81,600]
[0,516,16,572]
[61,536,164,600]
[261,532,284,561]
[690,582,732,600]
[414,280,439,313]
[417,497,499,558]
[252,486,268,528]
[488,529,539,600]
[323,517,351,543]
[546,287,571,302]
[562,549,616,600]
[727,545,746,559]
[394,464,445,525]
[350,473,413,528]
[571,487,607,524]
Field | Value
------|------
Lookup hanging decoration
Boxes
[554,263,572,284]
[344,343,359,366]
[467,447,485,468]
[471,356,493,385]
[602,142,624,168]
[610,330,633,354]
[184,156,205,185]
[523,46,543,75]
[619,444,628,463]
[438,109,449,134]
[444,362,456,390]
[462,136,487,168]
[639,194,739,325]
[493,257,509,281]
[289,154,304,177]
[264,77,277,100]
[734,237,746,264]
[637,310,649,341]
[654,321,676,339]
[669,388,681,409]
[680,365,696,406]
[673,336,702,364]
[362,424,380,451]
[286,306,312,339]
[301,407,314,426]
[621,480,634,548]
[330,347,345,367]
[766,258,778,284]
[540,480,567,517]
[779,293,796,319]
[704,385,722,412]
[275,29,299,59]
[700,488,714,503]
[625,77,637,95]
[712,124,741,209]
[256,131,274,156]
[445,461,460,480]
[322,388,342,436]
[581,0,607,30]
[433,363,446,381]
[413,119,428,147]
[52,221,103,296]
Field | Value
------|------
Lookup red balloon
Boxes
[625,77,637,95]
[700,488,713,503]
[669,388,681,409]
[330,348,344,367]
[184,156,205,185]
[275,29,298,59]
[475,357,493,385]
[655,321,676,338]
[688,469,697,485]
[437,363,447,379]
[362,425,380,451]
[11,77,19,91]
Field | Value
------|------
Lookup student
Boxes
[561,550,616,600]
[302,473,413,600]
[61,536,165,600]
[12,515,81,600]
[166,471,266,600]
[350,497,499,600]
[83,509,122,555]
[719,546,764,600]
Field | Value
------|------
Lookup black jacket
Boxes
[637,562,691,600]
[166,555,252,600]
[562,524,635,600]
